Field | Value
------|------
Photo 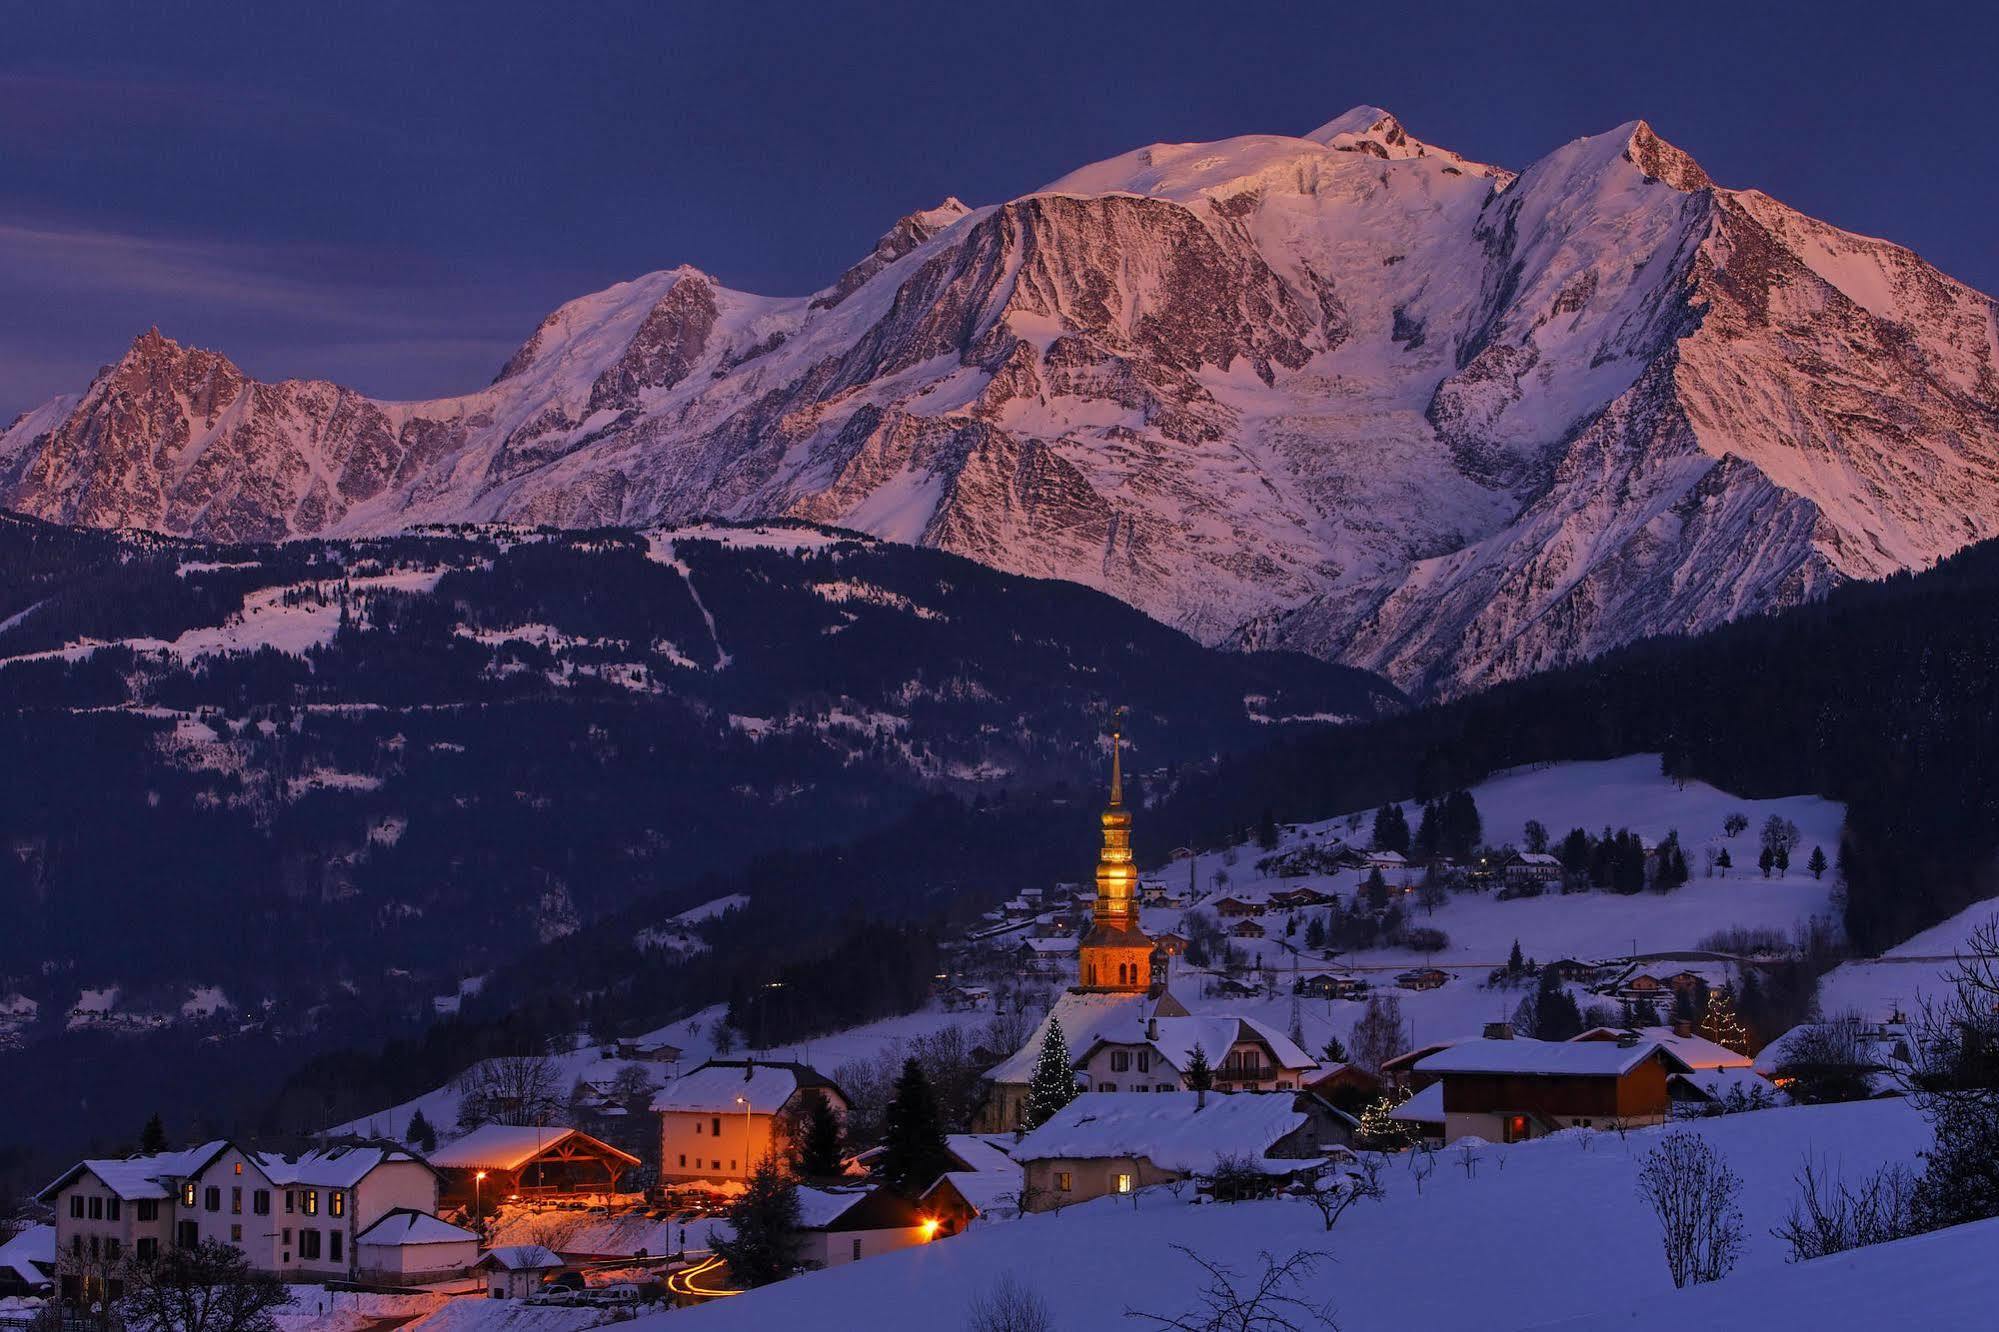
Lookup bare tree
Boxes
[1126,1246,1336,1332]
[966,1271,1054,1332]
[1775,1011,1878,1104]
[1454,1141,1482,1180]
[459,1053,562,1127]
[1347,995,1405,1077]
[120,1241,291,1332]
[1635,1131,1745,1288]
[1297,1154,1385,1231]
[1902,916,1999,1229]
[1772,1154,1917,1262]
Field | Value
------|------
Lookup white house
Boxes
[652,1060,847,1186]
[474,1244,564,1299]
[1071,1014,1319,1094]
[353,1209,480,1283]
[790,1186,933,1270]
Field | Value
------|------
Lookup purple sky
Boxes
[4,0,1997,421]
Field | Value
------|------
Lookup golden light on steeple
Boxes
[1077,708,1152,993]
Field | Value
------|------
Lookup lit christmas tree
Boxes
[1698,986,1750,1053]
[1023,1016,1079,1129]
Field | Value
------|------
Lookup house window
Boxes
[136,1238,158,1263]
[1138,1052,1151,1073]
[711,1117,721,1137]
[1503,1115,1530,1144]
[1115,1172,1133,1195]
[303,1190,319,1216]
[1133,1084,1149,1093]
[108,1198,121,1221]
[694,1120,702,1135]
[1055,1172,1072,1192]
[106,1238,121,1261]
[851,1239,862,1262]
[730,1160,737,1172]
[233,1162,243,1176]
[678,1155,687,1168]
[253,1190,270,1216]
[204,1187,221,1213]
[231,1187,242,1215]
[230,1225,242,1243]
[182,1181,198,1208]
[330,1232,343,1262]
[70,1236,81,1257]
[1099,1082,1116,1092]
[299,1230,321,1260]
[1110,1050,1131,1072]
[1155,1084,1173,1093]
[177,1222,199,1249]
[283,1229,292,1245]
[330,1191,345,1218]
[137,1201,158,1222]
[89,1197,103,1220]
[69,1196,83,1219]
[285,1191,295,1214]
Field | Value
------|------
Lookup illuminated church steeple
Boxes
[1077,713,1154,993]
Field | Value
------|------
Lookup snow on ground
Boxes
[673,895,749,925]
[1538,1216,1999,1331]
[276,1287,448,1332]
[405,1299,620,1332]
[1817,895,1999,1021]
[664,1099,1939,1331]
[1167,756,1843,969]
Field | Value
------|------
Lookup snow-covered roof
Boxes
[355,1209,479,1247]
[476,1244,564,1271]
[1079,1015,1318,1077]
[944,1134,1017,1174]
[792,1186,874,1230]
[1387,1082,1445,1123]
[428,1125,636,1171]
[1013,1092,1311,1174]
[926,1171,1023,1220]
[987,991,1159,1085]
[1672,1067,1784,1105]
[38,1141,228,1202]
[651,1061,836,1115]
[1019,937,1078,955]
[255,1145,425,1188]
[1573,1026,1751,1071]
[1508,852,1561,866]
[0,1224,53,1287]
[1416,1036,1692,1078]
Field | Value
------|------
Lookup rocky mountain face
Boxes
[7,107,1998,697]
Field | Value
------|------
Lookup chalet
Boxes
[1211,895,1267,919]
[1229,919,1267,940]
[1017,937,1079,971]
[939,985,993,1012]
[653,1060,847,1186]
[979,990,1190,1132]
[1293,973,1367,1001]
[37,1141,440,1299]
[1362,850,1408,873]
[0,1224,53,1298]
[474,1244,564,1299]
[428,1125,640,1209]
[1268,886,1334,910]
[1542,958,1601,983]
[1395,967,1451,991]
[352,1209,480,1285]
[792,1186,935,1268]
[1071,1013,1320,1094]
[614,1038,683,1067]
[1412,1032,1694,1143]
[1380,1040,1462,1094]
[1208,977,1263,999]
[1572,1023,1751,1071]
[1154,931,1190,958]
[1302,1063,1382,1104]
[919,1171,1020,1236]
[1012,1091,1351,1211]
[1500,851,1564,888]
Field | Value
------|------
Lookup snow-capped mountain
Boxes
[7,107,1998,697]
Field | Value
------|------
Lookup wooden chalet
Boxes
[427,1125,640,1209]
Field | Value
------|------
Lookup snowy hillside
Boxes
[8,110,1999,696]
[661,1099,1952,1331]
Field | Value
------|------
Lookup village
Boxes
[0,748,1953,1330]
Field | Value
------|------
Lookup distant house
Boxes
[1395,968,1451,991]
[1012,1091,1351,1210]
[1500,851,1564,888]
[474,1244,564,1299]
[1363,850,1408,872]
[428,1125,640,1209]
[353,1209,480,1284]
[1542,959,1600,983]
[1303,1063,1382,1104]
[1293,974,1367,1001]
[614,1038,683,1066]
[0,1223,53,1298]
[1669,1066,1786,1114]
[652,1060,847,1187]
[1229,919,1267,940]
[1268,887,1334,910]
[1209,978,1263,999]
[793,1186,935,1268]
[1211,896,1266,919]
[920,1171,1020,1236]
[1412,1032,1694,1143]
[1572,1023,1751,1071]
[1017,937,1079,971]
[1154,931,1190,958]
[939,985,993,1012]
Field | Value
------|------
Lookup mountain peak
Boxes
[1307,104,1401,145]
[1621,120,1710,191]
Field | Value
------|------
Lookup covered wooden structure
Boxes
[427,1125,640,1209]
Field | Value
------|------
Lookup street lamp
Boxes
[734,1095,752,1173]
[474,1170,488,1225]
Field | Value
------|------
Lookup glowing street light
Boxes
[474,1170,488,1222]
[734,1095,752,1168]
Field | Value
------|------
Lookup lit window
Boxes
[1055,1172,1072,1192]
[233,1162,243,1176]
[231,1188,241,1215]
[181,1182,197,1208]
[1115,1173,1133,1194]
[304,1190,319,1216]
[330,1191,345,1218]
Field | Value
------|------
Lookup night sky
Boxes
[4,0,1996,420]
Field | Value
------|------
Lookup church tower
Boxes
[1077,716,1155,993]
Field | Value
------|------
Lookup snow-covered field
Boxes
[660,1099,1959,1331]
[1817,893,1999,1020]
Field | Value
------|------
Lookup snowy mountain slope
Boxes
[8,108,1999,695]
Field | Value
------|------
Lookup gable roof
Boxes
[356,1208,479,1247]
[1076,1015,1318,1077]
[475,1245,564,1271]
[37,1141,230,1203]
[793,1185,924,1233]
[255,1144,432,1188]
[943,1134,1017,1175]
[1416,1036,1693,1078]
[1571,1026,1752,1071]
[651,1060,843,1116]
[986,990,1167,1086]
[1013,1092,1313,1174]
[0,1225,54,1288]
[428,1125,639,1171]
[921,1171,1023,1220]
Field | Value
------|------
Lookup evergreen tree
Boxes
[711,1156,801,1287]
[1530,968,1583,1041]
[1716,848,1732,871]
[1758,846,1776,878]
[1631,995,1662,1027]
[1185,1041,1215,1092]
[1507,939,1525,975]
[1256,808,1280,850]
[1023,1019,1080,1130]
[140,1112,168,1154]
[1774,844,1791,876]
[405,1108,437,1153]
[1807,846,1829,880]
[880,1058,952,1196]
[793,1090,844,1179]
[1320,1034,1348,1064]
[1304,916,1326,950]
[1364,868,1390,913]
[1371,804,1410,855]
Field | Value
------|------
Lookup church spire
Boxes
[1108,709,1125,809]
[1076,708,1152,993]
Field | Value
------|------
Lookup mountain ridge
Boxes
[7,107,1998,697]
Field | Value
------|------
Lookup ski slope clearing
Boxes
[663,1100,1938,1331]
[1170,755,1842,966]
[1817,894,1999,1020]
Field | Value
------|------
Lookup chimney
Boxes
[1147,1016,1158,1041]
[1672,1018,1694,1039]
[1617,1033,1641,1048]
[1483,1022,1513,1041]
